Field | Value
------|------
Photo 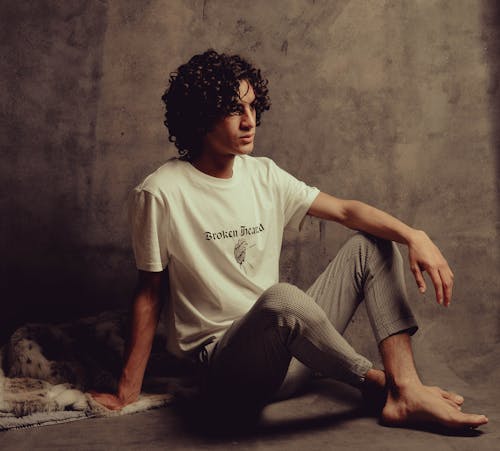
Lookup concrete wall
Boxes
[2,1,499,381]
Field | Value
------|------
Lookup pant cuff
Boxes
[349,357,374,387]
[375,316,419,345]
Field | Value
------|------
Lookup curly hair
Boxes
[161,49,271,160]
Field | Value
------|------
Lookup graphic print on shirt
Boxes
[234,238,256,273]
[204,223,264,274]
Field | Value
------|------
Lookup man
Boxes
[91,49,488,430]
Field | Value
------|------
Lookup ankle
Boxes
[364,368,385,388]
[386,373,422,393]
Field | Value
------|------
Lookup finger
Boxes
[88,392,121,410]
[89,392,106,402]
[109,402,124,411]
[89,392,110,401]
[411,263,426,293]
[428,268,444,305]
[102,400,123,411]
[439,268,453,307]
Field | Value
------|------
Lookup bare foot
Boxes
[381,383,488,430]
[362,370,466,416]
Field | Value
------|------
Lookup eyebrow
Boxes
[238,96,256,105]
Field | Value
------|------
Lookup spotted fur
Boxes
[0,309,175,417]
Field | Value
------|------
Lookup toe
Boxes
[466,414,488,427]
[455,412,488,428]
[439,388,464,405]
[442,397,459,410]
[448,391,464,405]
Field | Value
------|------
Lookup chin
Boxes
[237,145,254,155]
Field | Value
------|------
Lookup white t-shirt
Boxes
[128,155,320,358]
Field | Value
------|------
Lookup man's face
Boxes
[201,79,257,158]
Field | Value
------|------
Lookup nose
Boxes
[240,106,256,130]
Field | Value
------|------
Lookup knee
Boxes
[256,283,324,326]
[261,282,303,300]
[348,232,402,263]
[258,283,308,313]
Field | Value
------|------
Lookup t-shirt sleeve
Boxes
[127,188,170,272]
[269,160,320,231]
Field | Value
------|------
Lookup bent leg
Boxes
[307,232,418,342]
[277,232,418,399]
[204,283,373,413]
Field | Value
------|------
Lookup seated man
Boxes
[91,49,488,430]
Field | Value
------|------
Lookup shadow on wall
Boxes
[0,2,137,345]
[482,1,500,256]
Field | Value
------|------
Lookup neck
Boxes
[190,151,236,179]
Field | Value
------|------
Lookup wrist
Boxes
[117,386,139,404]
[405,228,426,246]
[117,374,141,403]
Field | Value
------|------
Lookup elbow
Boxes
[337,200,362,228]
[133,284,164,314]
[333,199,350,225]
[133,290,163,319]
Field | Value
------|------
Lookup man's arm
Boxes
[308,192,454,306]
[90,270,164,410]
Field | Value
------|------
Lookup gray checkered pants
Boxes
[199,232,418,410]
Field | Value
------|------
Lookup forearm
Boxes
[340,200,420,245]
[308,193,422,245]
[308,192,453,306]
[118,290,162,402]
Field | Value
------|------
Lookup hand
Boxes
[88,390,136,411]
[407,230,454,306]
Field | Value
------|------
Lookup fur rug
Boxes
[0,309,197,428]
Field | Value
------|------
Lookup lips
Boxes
[240,134,254,143]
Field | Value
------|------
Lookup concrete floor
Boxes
[1,377,497,451]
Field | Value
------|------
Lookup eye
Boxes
[229,105,244,116]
